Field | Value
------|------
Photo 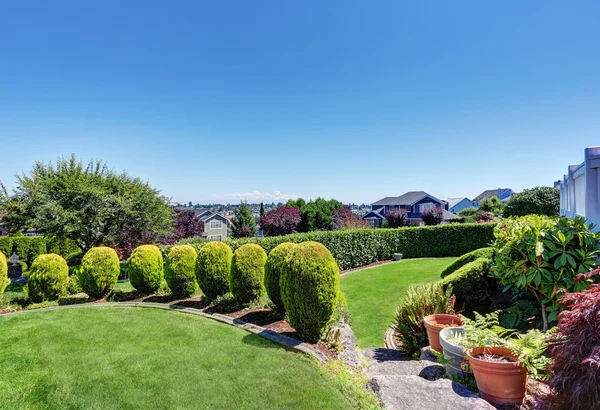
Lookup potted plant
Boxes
[439,326,470,376]
[423,313,462,352]
[452,311,551,405]
[393,253,403,261]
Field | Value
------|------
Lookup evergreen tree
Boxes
[260,201,265,217]
[231,201,257,238]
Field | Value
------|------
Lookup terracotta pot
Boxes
[423,314,462,353]
[467,347,527,405]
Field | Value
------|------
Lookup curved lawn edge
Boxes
[2,301,329,363]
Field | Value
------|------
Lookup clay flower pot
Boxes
[467,347,527,405]
[423,314,462,353]
[439,326,470,376]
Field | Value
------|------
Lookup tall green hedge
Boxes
[195,242,233,300]
[128,245,164,294]
[165,245,198,298]
[230,244,267,304]
[264,243,297,312]
[0,251,8,295]
[27,254,69,303]
[0,238,13,257]
[280,242,340,342]
[79,247,120,298]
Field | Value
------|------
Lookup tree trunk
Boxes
[540,302,548,332]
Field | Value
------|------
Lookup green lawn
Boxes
[341,258,456,348]
[0,307,374,409]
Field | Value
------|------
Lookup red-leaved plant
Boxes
[422,207,444,225]
[386,208,408,228]
[540,268,600,409]
[259,205,301,236]
[332,205,368,230]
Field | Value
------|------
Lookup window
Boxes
[209,235,223,241]
[420,203,435,212]
[210,220,222,229]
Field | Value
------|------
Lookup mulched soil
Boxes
[473,353,517,363]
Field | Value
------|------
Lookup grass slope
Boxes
[0,307,368,410]
[341,258,456,348]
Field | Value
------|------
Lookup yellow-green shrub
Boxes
[230,244,267,304]
[0,251,8,295]
[165,245,198,298]
[27,254,69,302]
[264,243,297,312]
[128,245,164,294]
[280,241,340,342]
[78,247,120,298]
[195,242,232,300]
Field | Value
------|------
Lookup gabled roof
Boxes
[447,197,470,208]
[362,210,385,220]
[473,190,499,202]
[371,191,445,206]
[442,210,460,220]
[200,212,228,223]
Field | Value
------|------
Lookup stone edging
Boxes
[2,302,329,363]
[384,327,397,350]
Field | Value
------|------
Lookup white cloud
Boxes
[197,190,299,204]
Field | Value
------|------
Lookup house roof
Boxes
[200,212,228,223]
[473,190,500,202]
[447,197,470,208]
[362,210,385,220]
[371,191,445,206]
[442,210,460,220]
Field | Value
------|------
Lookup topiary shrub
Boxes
[280,241,340,342]
[441,256,497,315]
[230,244,267,304]
[128,245,164,294]
[165,245,198,299]
[440,247,494,278]
[78,247,120,298]
[0,251,9,295]
[195,241,233,300]
[27,254,69,302]
[264,243,297,312]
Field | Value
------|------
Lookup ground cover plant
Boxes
[0,307,376,409]
[340,257,456,347]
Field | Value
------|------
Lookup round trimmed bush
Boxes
[27,254,69,302]
[230,244,267,304]
[165,245,198,298]
[195,242,233,300]
[280,241,340,342]
[0,251,8,295]
[128,245,164,294]
[441,256,497,314]
[78,247,120,298]
[264,243,297,312]
[440,247,494,278]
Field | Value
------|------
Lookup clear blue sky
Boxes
[1,1,599,204]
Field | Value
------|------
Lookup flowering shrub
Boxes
[422,207,444,225]
[543,270,600,409]
[386,208,408,228]
[259,206,301,236]
[332,205,368,229]
[477,212,495,223]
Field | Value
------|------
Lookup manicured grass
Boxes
[341,258,456,348]
[0,307,374,409]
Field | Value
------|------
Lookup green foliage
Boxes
[264,243,297,312]
[230,244,267,304]
[225,223,495,271]
[492,215,599,329]
[0,154,173,252]
[66,275,83,295]
[78,247,120,298]
[280,242,341,342]
[165,245,198,298]
[0,237,13,257]
[440,257,497,314]
[26,254,69,302]
[231,201,257,238]
[504,186,560,217]
[392,282,456,354]
[287,197,342,232]
[500,299,542,329]
[479,196,505,214]
[58,293,90,305]
[440,247,494,278]
[195,241,233,300]
[0,252,8,295]
[45,237,80,258]
[128,245,164,294]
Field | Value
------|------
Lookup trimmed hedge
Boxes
[264,243,297,312]
[128,245,164,294]
[230,244,267,304]
[0,251,8,295]
[195,242,233,300]
[0,237,13,257]
[27,254,69,302]
[165,245,198,298]
[440,247,494,278]
[223,223,495,270]
[440,256,497,315]
[281,241,340,342]
[79,247,120,298]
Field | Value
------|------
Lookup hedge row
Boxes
[222,223,496,270]
[0,236,79,267]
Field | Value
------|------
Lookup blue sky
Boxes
[1,1,599,204]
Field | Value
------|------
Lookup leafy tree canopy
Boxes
[0,155,173,253]
[286,197,342,232]
[504,186,559,217]
[231,201,257,238]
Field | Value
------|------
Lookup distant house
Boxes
[447,197,475,214]
[362,191,459,227]
[472,188,514,207]
[177,208,229,241]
